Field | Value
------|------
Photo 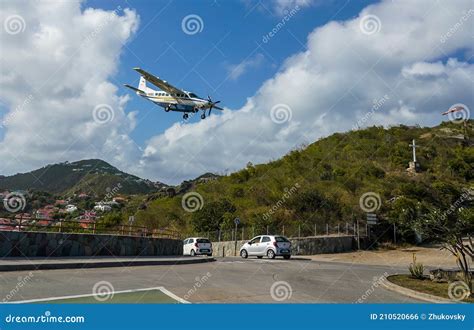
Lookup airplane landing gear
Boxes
[183,113,189,120]
[165,106,171,112]
[201,113,206,120]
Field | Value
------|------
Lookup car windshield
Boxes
[275,236,290,242]
[197,238,210,243]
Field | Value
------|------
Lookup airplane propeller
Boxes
[207,95,221,116]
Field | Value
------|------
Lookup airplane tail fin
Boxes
[139,76,147,91]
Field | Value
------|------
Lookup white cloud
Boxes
[226,53,265,80]
[272,0,314,15]
[136,0,473,184]
[0,1,139,177]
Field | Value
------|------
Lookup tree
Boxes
[413,196,474,297]
[192,199,236,232]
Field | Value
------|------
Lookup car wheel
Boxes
[257,256,263,259]
[267,249,276,259]
[283,255,291,260]
[190,249,195,256]
[240,249,248,259]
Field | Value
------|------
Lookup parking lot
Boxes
[0,257,419,303]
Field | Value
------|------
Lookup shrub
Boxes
[408,253,425,279]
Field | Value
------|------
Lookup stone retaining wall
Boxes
[0,231,182,257]
[212,235,356,257]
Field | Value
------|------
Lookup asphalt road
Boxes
[0,257,420,303]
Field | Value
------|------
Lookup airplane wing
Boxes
[133,68,183,95]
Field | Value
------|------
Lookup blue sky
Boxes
[87,0,378,145]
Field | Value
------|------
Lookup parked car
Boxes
[240,235,291,259]
[183,237,213,256]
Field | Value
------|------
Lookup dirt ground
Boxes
[307,245,462,269]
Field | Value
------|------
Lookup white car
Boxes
[240,235,291,259]
[183,237,213,256]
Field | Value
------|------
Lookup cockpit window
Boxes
[188,93,199,98]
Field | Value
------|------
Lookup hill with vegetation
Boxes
[128,121,473,241]
[0,159,164,196]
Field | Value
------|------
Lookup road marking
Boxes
[6,286,190,304]
[158,287,190,304]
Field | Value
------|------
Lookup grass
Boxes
[37,289,181,304]
[388,274,473,303]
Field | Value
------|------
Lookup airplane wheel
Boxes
[201,114,206,120]
[165,107,171,112]
[183,114,189,120]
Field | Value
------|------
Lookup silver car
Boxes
[239,235,291,259]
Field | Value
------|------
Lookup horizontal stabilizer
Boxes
[124,84,144,93]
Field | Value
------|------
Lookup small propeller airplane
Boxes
[124,68,223,120]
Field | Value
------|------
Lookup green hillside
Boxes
[131,121,473,240]
[0,159,162,196]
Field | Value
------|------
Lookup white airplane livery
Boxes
[124,68,223,120]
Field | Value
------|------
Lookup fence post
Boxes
[93,222,96,234]
[298,225,301,238]
[282,225,285,236]
[357,220,360,250]
[266,225,269,235]
[337,224,339,235]
[59,219,62,233]
[218,229,221,242]
[241,227,244,240]
[314,223,317,236]
[326,223,329,235]
[393,224,396,244]
[346,222,348,235]
[252,227,255,238]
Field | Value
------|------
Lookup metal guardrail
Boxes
[194,222,369,242]
[0,217,180,239]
